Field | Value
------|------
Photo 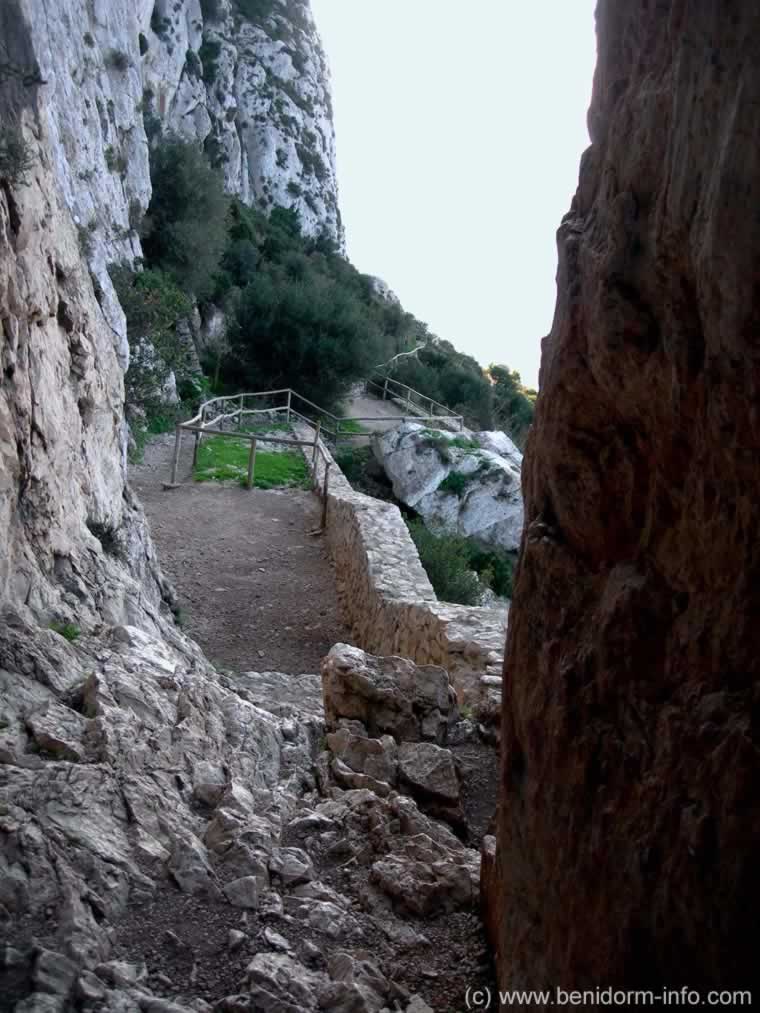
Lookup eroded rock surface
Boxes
[485,0,760,993]
[373,422,523,552]
[2,629,492,1011]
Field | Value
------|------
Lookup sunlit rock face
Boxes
[483,0,760,992]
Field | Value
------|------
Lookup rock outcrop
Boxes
[373,422,523,552]
[484,0,760,993]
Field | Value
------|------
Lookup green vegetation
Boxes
[406,521,484,606]
[407,520,515,604]
[389,341,493,431]
[199,38,221,85]
[201,0,223,20]
[0,126,34,186]
[217,202,415,412]
[387,351,536,447]
[194,435,310,489]
[115,133,531,467]
[185,49,202,79]
[50,622,81,642]
[235,0,277,21]
[128,406,184,464]
[439,471,468,497]
[487,365,536,448]
[335,445,372,487]
[110,265,194,421]
[106,49,130,71]
[142,137,230,300]
[336,418,369,435]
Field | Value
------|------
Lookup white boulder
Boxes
[372,422,524,552]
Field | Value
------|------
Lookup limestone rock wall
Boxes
[484,0,760,991]
[22,0,339,300]
[0,61,169,642]
[293,423,507,718]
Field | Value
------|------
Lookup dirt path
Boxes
[345,387,414,434]
[130,433,351,675]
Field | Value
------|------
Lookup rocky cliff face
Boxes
[483,0,760,993]
[0,0,339,630]
[24,0,339,337]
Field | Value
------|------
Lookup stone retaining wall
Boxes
[293,423,507,716]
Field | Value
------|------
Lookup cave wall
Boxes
[484,0,760,992]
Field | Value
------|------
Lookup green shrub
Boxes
[335,446,373,485]
[0,126,34,186]
[487,364,535,448]
[109,265,194,420]
[106,49,130,71]
[141,136,229,300]
[199,38,222,85]
[406,521,484,606]
[468,546,514,599]
[104,145,128,175]
[439,471,467,497]
[185,49,202,79]
[50,622,81,642]
[201,0,222,19]
[235,0,277,21]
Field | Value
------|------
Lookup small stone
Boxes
[224,876,260,909]
[263,928,292,952]
[228,930,246,952]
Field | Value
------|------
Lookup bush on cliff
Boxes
[217,202,414,411]
[109,265,194,445]
[141,136,229,300]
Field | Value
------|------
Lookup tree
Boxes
[488,364,535,446]
[141,136,229,300]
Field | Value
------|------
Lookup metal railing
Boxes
[166,390,335,526]
[167,383,464,520]
[365,374,464,431]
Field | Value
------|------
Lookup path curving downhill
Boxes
[130,432,351,674]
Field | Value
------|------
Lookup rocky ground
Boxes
[1,626,497,1013]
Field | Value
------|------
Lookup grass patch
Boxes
[439,471,468,497]
[419,429,479,463]
[337,418,370,435]
[50,622,81,642]
[194,436,309,489]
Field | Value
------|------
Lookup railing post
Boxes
[170,424,182,485]
[192,431,200,469]
[286,389,292,423]
[238,394,244,430]
[312,420,321,468]
[247,437,257,489]
[383,378,388,401]
[321,461,331,529]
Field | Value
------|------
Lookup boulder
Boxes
[322,644,455,745]
[397,742,463,829]
[372,422,523,551]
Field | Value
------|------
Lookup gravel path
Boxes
[130,432,352,675]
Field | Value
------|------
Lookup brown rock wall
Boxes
[485,0,760,994]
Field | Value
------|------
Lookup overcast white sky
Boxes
[310,0,598,388]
